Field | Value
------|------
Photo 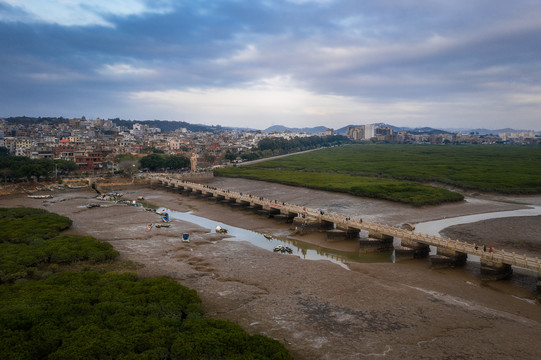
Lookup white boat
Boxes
[27,194,53,199]
[216,226,228,234]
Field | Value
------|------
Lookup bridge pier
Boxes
[292,217,321,234]
[359,237,394,253]
[395,238,430,260]
[430,248,468,268]
[257,209,272,218]
[221,198,236,206]
[246,204,263,213]
[480,259,513,280]
[326,226,360,241]
[274,214,295,223]
[189,189,202,197]
[319,219,334,230]
[326,229,348,241]
[230,202,246,210]
[269,208,281,216]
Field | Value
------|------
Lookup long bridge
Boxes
[150,175,541,284]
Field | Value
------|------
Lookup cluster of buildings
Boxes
[0,117,328,173]
[345,124,540,144]
[0,117,538,173]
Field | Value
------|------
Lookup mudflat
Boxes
[2,179,541,360]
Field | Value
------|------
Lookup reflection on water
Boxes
[166,209,393,269]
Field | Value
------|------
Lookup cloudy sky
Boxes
[1,0,540,130]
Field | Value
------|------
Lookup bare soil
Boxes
[2,179,541,360]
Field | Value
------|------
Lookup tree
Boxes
[142,146,164,154]
[224,152,237,162]
[19,163,48,181]
[140,154,164,171]
[163,155,189,170]
[140,154,189,171]
[54,160,77,176]
[0,147,9,157]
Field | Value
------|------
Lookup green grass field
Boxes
[216,144,541,205]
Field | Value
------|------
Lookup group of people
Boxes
[475,244,493,252]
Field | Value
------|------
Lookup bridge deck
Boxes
[153,175,541,274]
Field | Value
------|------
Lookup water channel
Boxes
[414,205,541,236]
[156,204,541,271]
[416,205,541,259]
[161,208,392,270]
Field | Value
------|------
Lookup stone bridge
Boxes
[150,175,541,288]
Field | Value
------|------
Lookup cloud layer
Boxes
[1,0,540,130]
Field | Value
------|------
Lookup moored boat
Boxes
[27,194,53,199]
[216,226,227,234]
[182,233,190,243]
[273,245,292,254]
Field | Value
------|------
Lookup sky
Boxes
[1,0,540,131]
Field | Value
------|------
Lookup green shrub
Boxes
[0,208,118,283]
[216,144,541,203]
[0,272,291,359]
[0,208,72,244]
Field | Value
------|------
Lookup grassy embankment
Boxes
[0,207,292,359]
[215,144,541,206]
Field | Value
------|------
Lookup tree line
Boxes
[0,156,77,182]
[228,135,352,162]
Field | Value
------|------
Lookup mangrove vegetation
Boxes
[216,144,541,205]
[0,207,292,359]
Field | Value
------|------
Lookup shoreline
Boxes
[2,181,541,359]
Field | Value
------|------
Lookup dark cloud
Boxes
[1,0,540,129]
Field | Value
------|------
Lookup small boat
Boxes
[162,214,170,222]
[146,224,154,232]
[155,223,170,228]
[273,245,292,254]
[403,223,415,231]
[27,194,53,199]
[182,233,190,243]
[264,234,273,240]
[216,226,227,234]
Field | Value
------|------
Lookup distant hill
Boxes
[443,128,539,135]
[111,119,213,133]
[335,123,451,135]
[263,125,329,134]
[1,116,214,133]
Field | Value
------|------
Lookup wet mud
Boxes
[2,179,541,360]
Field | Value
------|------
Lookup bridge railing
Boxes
[151,176,541,273]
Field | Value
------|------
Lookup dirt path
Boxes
[2,182,541,359]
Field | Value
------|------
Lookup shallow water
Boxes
[163,208,393,269]
[415,205,541,236]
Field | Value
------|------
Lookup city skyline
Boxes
[1,1,541,131]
